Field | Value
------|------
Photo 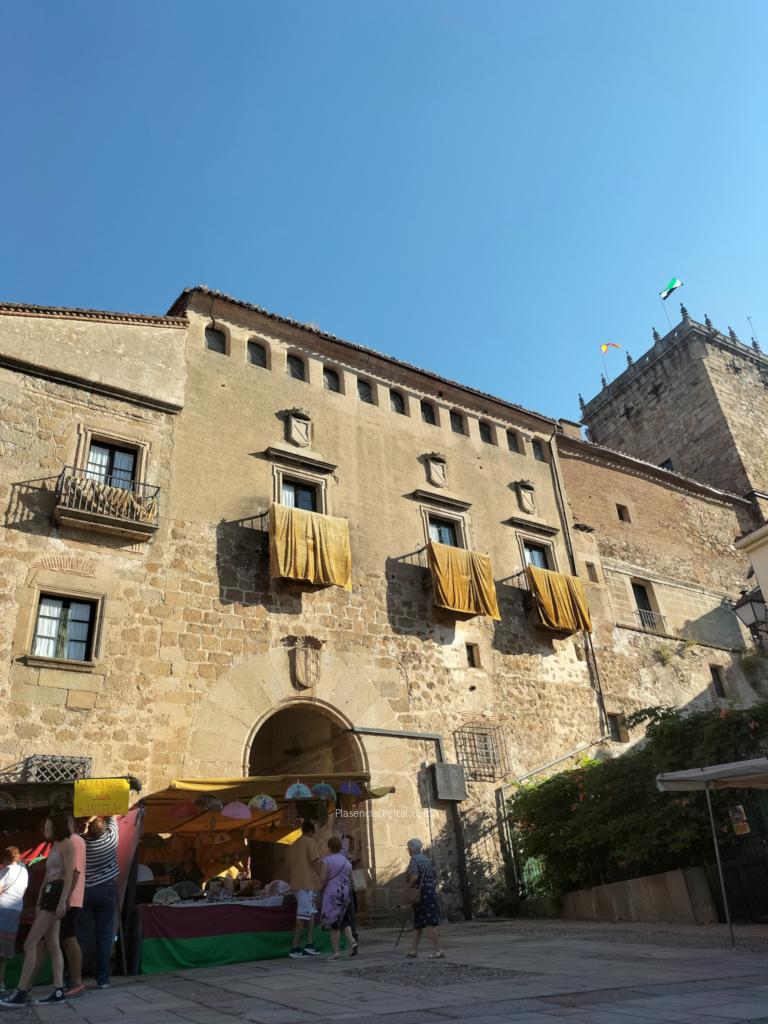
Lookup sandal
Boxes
[328,953,341,961]
[350,942,359,958]
[429,951,445,959]
[405,950,417,958]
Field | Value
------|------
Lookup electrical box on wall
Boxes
[430,763,467,801]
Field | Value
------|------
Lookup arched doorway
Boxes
[246,701,371,890]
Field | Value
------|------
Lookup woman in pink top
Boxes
[60,816,86,997]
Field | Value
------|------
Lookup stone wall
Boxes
[1,292,766,918]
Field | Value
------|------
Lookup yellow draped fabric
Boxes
[427,541,501,619]
[269,503,352,591]
[525,565,592,634]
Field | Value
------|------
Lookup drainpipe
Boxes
[347,726,473,921]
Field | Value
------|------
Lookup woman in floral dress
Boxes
[405,838,444,958]
[320,837,358,960]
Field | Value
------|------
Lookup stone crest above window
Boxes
[424,452,448,489]
[283,408,312,448]
[515,480,536,515]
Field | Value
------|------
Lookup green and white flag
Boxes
[660,277,683,301]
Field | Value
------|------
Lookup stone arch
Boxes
[182,645,405,780]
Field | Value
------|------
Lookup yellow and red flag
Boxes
[600,343,621,353]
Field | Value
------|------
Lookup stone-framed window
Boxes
[272,464,328,515]
[357,378,375,404]
[450,410,466,435]
[616,503,632,523]
[421,400,437,425]
[287,354,307,382]
[390,389,406,415]
[507,430,521,453]
[73,427,150,487]
[709,664,727,699]
[607,713,629,743]
[248,340,269,368]
[586,562,600,583]
[519,536,556,571]
[454,723,508,782]
[323,367,342,393]
[531,439,547,462]
[205,325,227,354]
[25,587,105,669]
[479,421,495,445]
[465,642,480,668]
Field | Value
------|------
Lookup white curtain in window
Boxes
[428,520,440,543]
[112,450,135,490]
[86,444,110,482]
[33,597,63,658]
[281,482,296,507]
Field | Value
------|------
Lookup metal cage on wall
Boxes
[454,723,509,782]
[21,754,92,784]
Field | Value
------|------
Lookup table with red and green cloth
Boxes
[140,902,331,973]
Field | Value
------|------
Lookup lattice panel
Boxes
[454,724,508,782]
[23,754,92,783]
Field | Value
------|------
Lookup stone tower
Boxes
[581,310,768,508]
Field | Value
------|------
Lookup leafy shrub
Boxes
[508,700,768,896]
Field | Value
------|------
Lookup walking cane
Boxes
[394,907,411,949]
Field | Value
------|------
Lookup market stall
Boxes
[137,774,392,972]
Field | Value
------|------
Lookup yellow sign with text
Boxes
[74,778,130,818]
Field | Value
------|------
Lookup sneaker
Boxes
[0,989,28,1008]
[96,983,111,990]
[288,947,306,959]
[35,988,65,1004]
[64,984,86,998]
[303,944,319,956]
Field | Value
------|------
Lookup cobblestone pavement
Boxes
[6,920,768,1024]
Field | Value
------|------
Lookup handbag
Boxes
[404,883,420,906]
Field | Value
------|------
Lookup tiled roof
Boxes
[0,300,186,328]
[167,285,559,429]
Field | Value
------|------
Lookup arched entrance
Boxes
[246,701,371,890]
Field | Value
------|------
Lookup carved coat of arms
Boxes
[516,481,536,515]
[425,453,448,489]
[286,410,312,448]
[285,635,325,689]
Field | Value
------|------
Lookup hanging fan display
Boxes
[221,801,251,820]
[311,782,337,801]
[285,782,312,800]
[248,794,278,812]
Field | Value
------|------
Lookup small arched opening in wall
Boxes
[243,699,373,895]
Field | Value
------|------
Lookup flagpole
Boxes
[600,350,608,378]
[659,297,673,331]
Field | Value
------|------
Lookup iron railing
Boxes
[56,466,160,528]
[635,608,669,635]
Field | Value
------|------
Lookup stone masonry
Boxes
[1,290,766,917]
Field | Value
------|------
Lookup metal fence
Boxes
[57,466,160,527]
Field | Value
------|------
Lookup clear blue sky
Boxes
[3,2,767,421]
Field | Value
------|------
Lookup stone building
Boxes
[1,289,765,916]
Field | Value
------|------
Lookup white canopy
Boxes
[656,757,768,792]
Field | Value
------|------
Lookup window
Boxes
[616,504,631,523]
[323,367,341,393]
[357,379,374,404]
[248,341,268,368]
[466,643,480,668]
[428,516,459,547]
[390,390,406,415]
[421,400,437,425]
[523,541,550,570]
[450,410,466,435]
[531,439,547,462]
[710,665,726,699]
[507,430,520,453]
[586,562,599,583]
[287,355,306,381]
[32,595,96,662]
[205,327,226,354]
[607,713,629,743]
[454,724,509,782]
[659,458,674,471]
[632,582,652,612]
[479,422,495,445]
[86,443,137,490]
[281,478,317,512]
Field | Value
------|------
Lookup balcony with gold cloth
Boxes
[426,540,501,619]
[268,503,352,590]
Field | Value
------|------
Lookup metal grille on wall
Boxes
[454,724,508,782]
[22,754,92,783]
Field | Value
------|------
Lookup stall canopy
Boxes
[656,758,768,792]
[141,774,393,838]
[656,757,768,947]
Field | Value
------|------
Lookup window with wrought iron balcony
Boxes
[54,442,160,541]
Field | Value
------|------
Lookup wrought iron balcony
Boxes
[54,466,160,540]
[635,608,669,636]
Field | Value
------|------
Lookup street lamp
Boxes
[733,587,768,650]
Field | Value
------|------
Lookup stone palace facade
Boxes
[1,288,765,915]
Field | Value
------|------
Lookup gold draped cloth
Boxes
[427,541,501,619]
[269,504,352,591]
[525,565,592,633]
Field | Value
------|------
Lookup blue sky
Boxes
[3,2,766,421]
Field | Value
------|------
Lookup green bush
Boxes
[508,700,768,896]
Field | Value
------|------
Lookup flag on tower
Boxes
[660,278,683,301]
[600,343,621,353]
